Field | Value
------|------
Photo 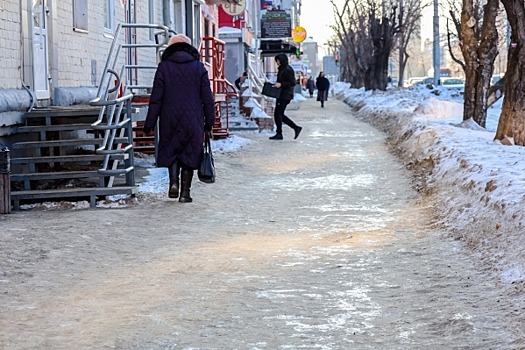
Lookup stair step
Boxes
[134,145,155,152]
[18,123,95,133]
[133,136,155,142]
[10,154,128,164]
[11,170,100,181]
[11,186,137,209]
[12,137,129,149]
[229,126,259,131]
[25,106,101,118]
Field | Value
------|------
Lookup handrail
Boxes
[90,93,134,107]
[247,53,266,93]
[91,23,170,103]
[88,23,171,186]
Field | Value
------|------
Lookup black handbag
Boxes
[262,82,281,98]
[198,131,216,183]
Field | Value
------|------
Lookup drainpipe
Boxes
[163,0,171,28]
[22,85,36,112]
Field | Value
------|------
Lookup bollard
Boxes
[0,145,11,214]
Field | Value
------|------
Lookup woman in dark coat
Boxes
[316,71,330,108]
[143,34,215,203]
[269,53,302,140]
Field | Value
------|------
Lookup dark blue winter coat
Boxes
[144,43,215,169]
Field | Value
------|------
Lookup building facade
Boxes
[0,0,225,143]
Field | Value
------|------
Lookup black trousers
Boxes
[274,98,298,134]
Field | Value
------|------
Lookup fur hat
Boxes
[168,34,192,46]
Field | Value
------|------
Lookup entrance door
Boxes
[32,0,50,99]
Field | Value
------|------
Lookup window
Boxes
[174,0,183,34]
[73,0,88,32]
[104,0,115,31]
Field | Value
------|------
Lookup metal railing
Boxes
[90,23,171,187]
[247,53,266,95]
[200,36,238,138]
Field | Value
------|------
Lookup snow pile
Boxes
[335,85,525,286]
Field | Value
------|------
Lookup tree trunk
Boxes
[366,16,395,91]
[495,0,525,145]
[461,0,499,128]
[398,47,409,87]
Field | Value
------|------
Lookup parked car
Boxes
[422,77,435,85]
[406,77,426,87]
[441,77,465,92]
[491,73,504,85]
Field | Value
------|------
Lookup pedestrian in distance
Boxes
[316,71,330,108]
[306,76,315,98]
[235,71,248,91]
[269,53,302,140]
[143,34,215,203]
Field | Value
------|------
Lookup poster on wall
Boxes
[260,0,292,38]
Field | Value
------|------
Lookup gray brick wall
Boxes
[0,0,166,130]
[0,0,22,89]
[53,0,163,89]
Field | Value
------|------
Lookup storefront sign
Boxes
[221,0,246,16]
[260,0,292,39]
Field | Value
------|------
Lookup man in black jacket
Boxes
[269,53,302,140]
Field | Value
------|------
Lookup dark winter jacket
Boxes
[316,76,330,102]
[144,42,215,169]
[275,54,296,101]
[306,78,315,93]
[316,76,330,91]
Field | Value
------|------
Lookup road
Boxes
[0,98,522,349]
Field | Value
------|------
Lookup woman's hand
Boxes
[273,82,281,88]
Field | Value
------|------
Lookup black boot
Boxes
[168,162,180,198]
[269,133,283,140]
[179,169,194,203]
[294,126,302,139]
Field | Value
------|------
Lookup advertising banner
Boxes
[260,0,292,39]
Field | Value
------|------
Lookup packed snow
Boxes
[332,82,525,286]
[18,81,525,289]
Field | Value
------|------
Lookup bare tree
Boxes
[495,0,525,145]
[445,0,506,110]
[330,0,400,91]
[330,0,370,87]
[397,0,427,87]
[459,0,499,128]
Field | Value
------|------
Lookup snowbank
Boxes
[334,85,525,288]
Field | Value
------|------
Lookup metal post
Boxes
[399,0,404,86]
[433,0,440,86]
[0,146,11,214]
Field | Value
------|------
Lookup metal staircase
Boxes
[9,23,171,209]
[200,36,238,139]
[9,24,237,209]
